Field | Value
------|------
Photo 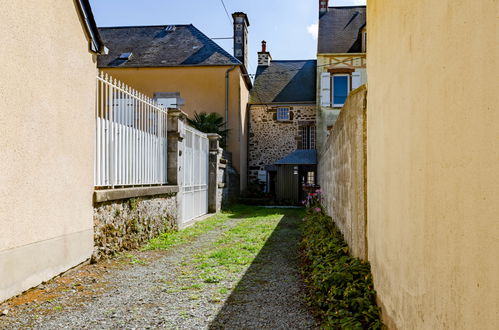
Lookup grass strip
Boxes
[192,207,292,283]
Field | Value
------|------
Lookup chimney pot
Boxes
[257,40,271,66]
[319,0,329,17]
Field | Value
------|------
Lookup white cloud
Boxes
[307,23,318,40]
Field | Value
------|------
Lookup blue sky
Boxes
[89,0,366,74]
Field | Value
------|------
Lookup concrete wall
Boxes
[248,104,316,182]
[367,0,499,328]
[318,86,367,260]
[0,0,97,302]
[101,66,250,191]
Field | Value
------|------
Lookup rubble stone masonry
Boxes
[248,104,316,182]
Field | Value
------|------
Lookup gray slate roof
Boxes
[275,149,317,165]
[97,25,241,68]
[249,60,316,104]
[318,6,366,54]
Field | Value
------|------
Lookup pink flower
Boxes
[314,207,321,213]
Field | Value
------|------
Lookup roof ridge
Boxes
[186,25,242,65]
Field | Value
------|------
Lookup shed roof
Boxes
[318,6,366,54]
[249,60,316,104]
[275,149,317,165]
[97,24,241,68]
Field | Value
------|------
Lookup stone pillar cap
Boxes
[207,133,222,140]
[167,108,188,119]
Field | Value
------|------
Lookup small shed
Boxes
[274,150,317,204]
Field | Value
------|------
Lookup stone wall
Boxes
[248,104,316,182]
[318,86,367,260]
[92,193,177,262]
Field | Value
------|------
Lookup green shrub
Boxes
[300,211,382,329]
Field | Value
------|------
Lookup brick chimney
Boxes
[232,12,250,69]
[257,41,272,66]
[319,0,329,17]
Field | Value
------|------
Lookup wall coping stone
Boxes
[94,185,179,203]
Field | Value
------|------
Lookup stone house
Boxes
[248,42,317,202]
[0,0,105,302]
[316,0,367,151]
[97,13,252,192]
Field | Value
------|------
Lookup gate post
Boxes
[167,108,187,227]
[207,134,222,213]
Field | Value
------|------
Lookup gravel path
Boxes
[0,209,317,329]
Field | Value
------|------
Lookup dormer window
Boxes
[276,107,290,121]
[118,52,132,60]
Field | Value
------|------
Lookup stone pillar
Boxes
[207,134,222,213]
[167,108,187,227]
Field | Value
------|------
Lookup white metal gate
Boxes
[181,123,209,223]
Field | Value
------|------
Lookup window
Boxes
[320,72,362,107]
[332,74,350,107]
[276,107,290,121]
[301,125,316,150]
[307,171,315,184]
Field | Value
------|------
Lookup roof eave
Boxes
[76,0,105,54]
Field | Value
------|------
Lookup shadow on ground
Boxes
[209,208,317,329]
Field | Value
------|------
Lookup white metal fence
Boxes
[95,72,168,187]
[181,121,209,223]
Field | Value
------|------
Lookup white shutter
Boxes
[352,71,362,90]
[320,72,331,107]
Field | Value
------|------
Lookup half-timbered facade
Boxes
[316,1,367,150]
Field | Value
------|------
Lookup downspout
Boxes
[225,66,237,131]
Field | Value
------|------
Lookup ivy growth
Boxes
[300,209,382,329]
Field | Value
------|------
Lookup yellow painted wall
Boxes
[0,0,97,301]
[101,66,249,190]
[367,0,499,328]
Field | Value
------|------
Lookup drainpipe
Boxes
[225,66,237,131]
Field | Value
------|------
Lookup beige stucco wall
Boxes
[367,0,499,328]
[101,66,250,190]
[318,86,367,260]
[0,0,97,301]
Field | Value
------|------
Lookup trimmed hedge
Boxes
[300,211,382,329]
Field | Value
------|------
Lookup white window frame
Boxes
[276,107,290,121]
[332,74,351,107]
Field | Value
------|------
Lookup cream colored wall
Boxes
[316,54,366,153]
[101,66,250,190]
[239,74,250,191]
[367,0,499,328]
[0,0,97,301]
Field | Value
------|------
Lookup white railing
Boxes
[95,72,168,187]
[181,121,210,222]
